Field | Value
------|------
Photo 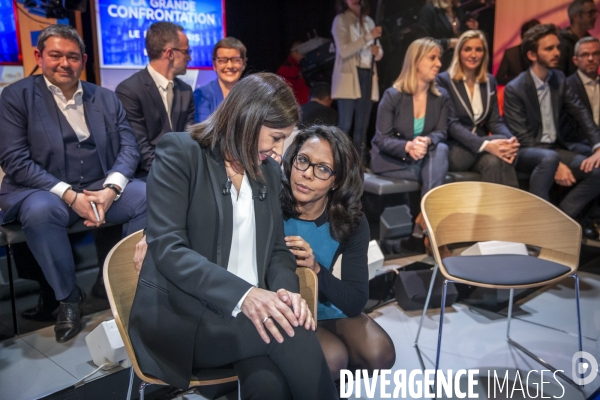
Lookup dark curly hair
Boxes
[281,126,364,243]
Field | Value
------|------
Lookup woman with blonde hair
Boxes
[371,38,449,237]
[437,30,520,186]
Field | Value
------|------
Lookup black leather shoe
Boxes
[54,288,86,343]
[583,220,599,240]
[21,292,59,321]
[91,274,107,300]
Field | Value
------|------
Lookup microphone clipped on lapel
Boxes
[222,177,232,196]
[252,186,268,201]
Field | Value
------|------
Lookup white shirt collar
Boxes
[147,64,173,90]
[43,76,83,100]
[577,69,599,86]
[530,68,549,90]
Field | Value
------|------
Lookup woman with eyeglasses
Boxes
[194,37,247,122]
[130,73,338,399]
[281,125,396,380]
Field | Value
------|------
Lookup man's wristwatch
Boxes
[106,184,122,200]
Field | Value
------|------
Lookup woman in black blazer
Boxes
[128,73,337,399]
[371,37,449,198]
[415,0,466,70]
[437,30,520,187]
[371,37,449,239]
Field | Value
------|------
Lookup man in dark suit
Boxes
[116,22,194,180]
[557,0,598,77]
[563,36,600,155]
[0,25,146,342]
[504,24,600,237]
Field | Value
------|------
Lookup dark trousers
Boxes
[192,309,338,400]
[449,144,519,187]
[379,142,449,197]
[515,147,560,202]
[16,180,146,300]
[337,67,373,163]
[517,146,600,217]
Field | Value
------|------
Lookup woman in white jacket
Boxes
[331,0,383,166]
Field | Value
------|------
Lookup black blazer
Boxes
[496,45,529,86]
[562,72,596,148]
[115,68,195,176]
[503,69,600,149]
[414,4,464,69]
[437,71,513,154]
[370,86,448,174]
[129,132,297,389]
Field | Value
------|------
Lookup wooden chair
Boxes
[103,230,319,399]
[414,182,583,387]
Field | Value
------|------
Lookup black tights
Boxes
[317,313,396,381]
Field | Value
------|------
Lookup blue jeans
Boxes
[337,68,374,163]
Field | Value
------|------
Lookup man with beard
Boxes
[558,0,599,76]
[504,24,600,237]
[116,22,195,180]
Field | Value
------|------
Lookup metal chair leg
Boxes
[432,279,450,396]
[506,288,514,340]
[506,275,585,390]
[139,382,150,400]
[5,244,18,336]
[414,263,439,346]
[126,367,134,400]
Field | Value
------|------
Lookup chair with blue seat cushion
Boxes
[413,182,583,387]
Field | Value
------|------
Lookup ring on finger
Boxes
[262,316,271,324]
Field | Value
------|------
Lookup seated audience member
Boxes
[277,41,310,105]
[563,36,600,156]
[116,22,194,180]
[281,126,395,380]
[371,37,449,249]
[371,38,449,222]
[503,24,600,238]
[0,24,146,343]
[496,19,541,86]
[193,37,246,122]
[129,73,337,399]
[437,30,519,187]
[300,82,338,128]
[415,0,465,70]
[558,0,598,77]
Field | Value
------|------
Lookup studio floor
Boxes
[2,254,600,400]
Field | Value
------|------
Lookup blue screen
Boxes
[0,0,20,64]
[96,0,224,69]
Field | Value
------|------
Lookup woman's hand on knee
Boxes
[241,288,300,344]
[133,235,148,275]
[277,289,316,332]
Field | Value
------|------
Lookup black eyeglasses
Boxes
[169,48,192,57]
[213,56,244,66]
[293,155,335,180]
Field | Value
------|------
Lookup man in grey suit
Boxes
[504,24,600,237]
[116,22,195,179]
